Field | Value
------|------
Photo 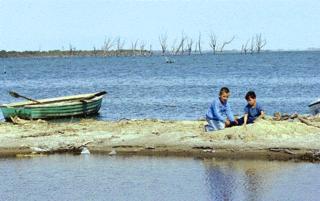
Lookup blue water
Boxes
[0,155,319,201]
[1,53,320,201]
[1,51,319,120]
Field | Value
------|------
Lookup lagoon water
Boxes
[0,51,320,120]
[0,155,319,201]
[1,52,320,200]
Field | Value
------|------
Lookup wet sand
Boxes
[1,116,320,162]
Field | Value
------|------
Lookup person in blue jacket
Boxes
[237,91,265,127]
[205,87,238,132]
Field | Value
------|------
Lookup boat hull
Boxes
[0,93,104,121]
[309,100,320,115]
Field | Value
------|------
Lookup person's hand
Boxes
[225,119,231,127]
[234,119,238,125]
[255,117,263,122]
[243,124,247,130]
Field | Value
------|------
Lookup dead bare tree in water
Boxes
[139,41,145,56]
[69,44,72,56]
[220,36,235,52]
[197,32,202,54]
[241,39,250,54]
[116,37,125,55]
[102,37,113,55]
[250,37,255,54]
[171,38,177,55]
[255,34,267,53]
[175,34,186,55]
[93,46,97,56]
[209,33,217,54]
[180,37,186,54]
[159,34,168,55]
[131,39,138,56]
[69,44,76,56]
[186,38,193,55]
[149,44,153,56]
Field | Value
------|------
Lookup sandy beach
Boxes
[1,115,320,162]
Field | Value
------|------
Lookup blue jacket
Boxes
[206,98,235,122]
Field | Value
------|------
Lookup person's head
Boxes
[245,91,256,106]
[219,87,230,103]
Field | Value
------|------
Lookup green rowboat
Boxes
[0,91,106,121]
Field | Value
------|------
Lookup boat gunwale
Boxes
[0,93,105,108]
[309,99,320,107]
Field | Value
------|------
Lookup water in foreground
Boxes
[0,154,319,201]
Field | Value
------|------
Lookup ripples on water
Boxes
[0,51,319,120]
[0,52,319,201]
[0,155,319,201]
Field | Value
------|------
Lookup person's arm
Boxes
[226,103,235,122]
[255,104,265,121]
[243,113,248,127]
[243,106,249,127]
[255,111,265,121]
[212,101,226,122]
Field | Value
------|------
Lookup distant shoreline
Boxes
[0,49,152,58]
[0,49,319,58]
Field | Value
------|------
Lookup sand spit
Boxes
[1,116,320,162]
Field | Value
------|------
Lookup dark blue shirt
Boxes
[244,103,264,119]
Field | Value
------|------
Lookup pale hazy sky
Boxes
[1,0,319,51]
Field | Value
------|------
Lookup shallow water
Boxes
[0,155,319,201]
[0,51,319,120]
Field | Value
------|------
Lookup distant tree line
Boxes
[159,32,266,55]
[0,33,267,58]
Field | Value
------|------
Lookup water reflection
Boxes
[0,155,319,201]
[244,168,261,201]
[203,159,298,201]
[204,161,236,200]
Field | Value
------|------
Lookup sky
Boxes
[0,0,320,51]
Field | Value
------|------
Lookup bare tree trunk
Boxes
[93,46,97,56]
[116,37,125,56]
[131,39,138,56]
[241,39,250,54]
[149,44,153,56]
[181,36,185,54]
[139,41,145,56]
[102,37,113,56]
[220,36,235,52]
[69,44,73,56]
[175,34,186,55]
[244,39,249,54]
[171,38,177,55]
[186,38,193,55]
[250,37,255,54]
[255,33,267,53]
[198,32,202,55]
[209,33,217,54]
[159,34,168,55]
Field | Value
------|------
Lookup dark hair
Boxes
[219,87,230,95]
[245,91,256,100]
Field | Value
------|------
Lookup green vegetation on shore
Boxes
[0,49,152,58]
